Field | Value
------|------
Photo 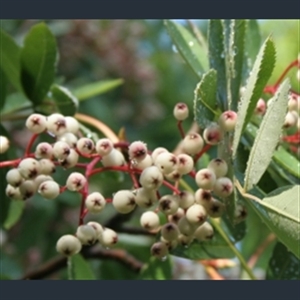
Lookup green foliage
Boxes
[50,84,79,116]
[0,19,299,280]
[164,20,208,78]
[193,69,218,128]
[73,79,124,101]
[267,242,300,279]
[68,254,96,280]
[20,23,57,104]
[139,256,173,280]
[3,200,25,230]
[244,79,290,191]
[0,29,22,92]
[233,36,276,156]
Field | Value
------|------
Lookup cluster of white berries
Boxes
[4,105,242,260]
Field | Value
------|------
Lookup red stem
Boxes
[177,121,185,139]
[24,134,39,157]
[127,161,140,189]
[274,59,299,88]
[162,180,181,195]
[0,158,21,168]
[113,142,130,149]
[194,144,212,163]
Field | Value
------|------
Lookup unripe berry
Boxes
[53,141,71,160]
[176,153,194,175]
[99,228,118,247]
[203,123,223,145]
[34,175,53,189]
[35,142,53,159]
[160,237,178,251]
[134,154,153,170]
[46,113,68,136]
[178,216,197,236]
[168,207,185,224]
[194,188,212,209]
[38,180,60,200]
[173,102,189,121]
[139,166,163,190]
[65,116,79,134]
[158,195,179,215]
[185,204,207,226]
[140,211,160,231]
[283,111,297,128]
[195,168,216,190]
[150,241,168,259]
[178,234,194,247]
[207,158,228,178]
[76,224,98,245]
[60,149,79,169]
[194,222,214,241]
[161,223,180,241]
[101,149,125,167]
[164,170,181,182]
[18,158,40,179]
[6,168,23,187]
[151,147,168,162]
[112,190,136,214]
[85,192,106,213]
[6,185,22,200]
[182,133,204,155]
[154,152,177,175]
[128,141,148,163]
[206,198,225,218]
[95,138,114,156]
[56,234,82,256]
[87,221,103,239]
[76,138,94,155]
[0,136,10,154]
[25,113,47,134]
[213,177,233,197]
[39,159,56,175]
[66,172,87,191]
[254,98,266,115]
[234,204,248,223]
[19,180,36,200]
[218,110,237,132]
[178,191,195,209]
[58,132,78,148]
[135,188,157,208]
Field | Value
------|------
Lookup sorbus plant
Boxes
[0,20,299,280]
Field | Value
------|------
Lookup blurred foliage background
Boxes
[0,19,299,279]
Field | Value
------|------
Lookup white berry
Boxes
[85,192,106,213]
[56,234,82,256]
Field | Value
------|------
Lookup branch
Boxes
[20,247,144,280]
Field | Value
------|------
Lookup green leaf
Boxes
[245,20,261,65]
[164,20,208,78]
[3,200,25,230]
[273,146,300,179]
[73,79,124,101]
[245,123,300,179]
[20,23,57,104]
[172,227,235,260]
[208,19,227,110]
[50,84,79,116]
[229,20,246,111]
[0,69,7,110]
[267,242,300,279]
[247,185,300,259]
[68,254,96,280]
[193,69,218,128]
[233,36,276,156]
[244,79,290,191]
[0,29,22,91]
[139,255,172,280]
[1,92,31,116]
